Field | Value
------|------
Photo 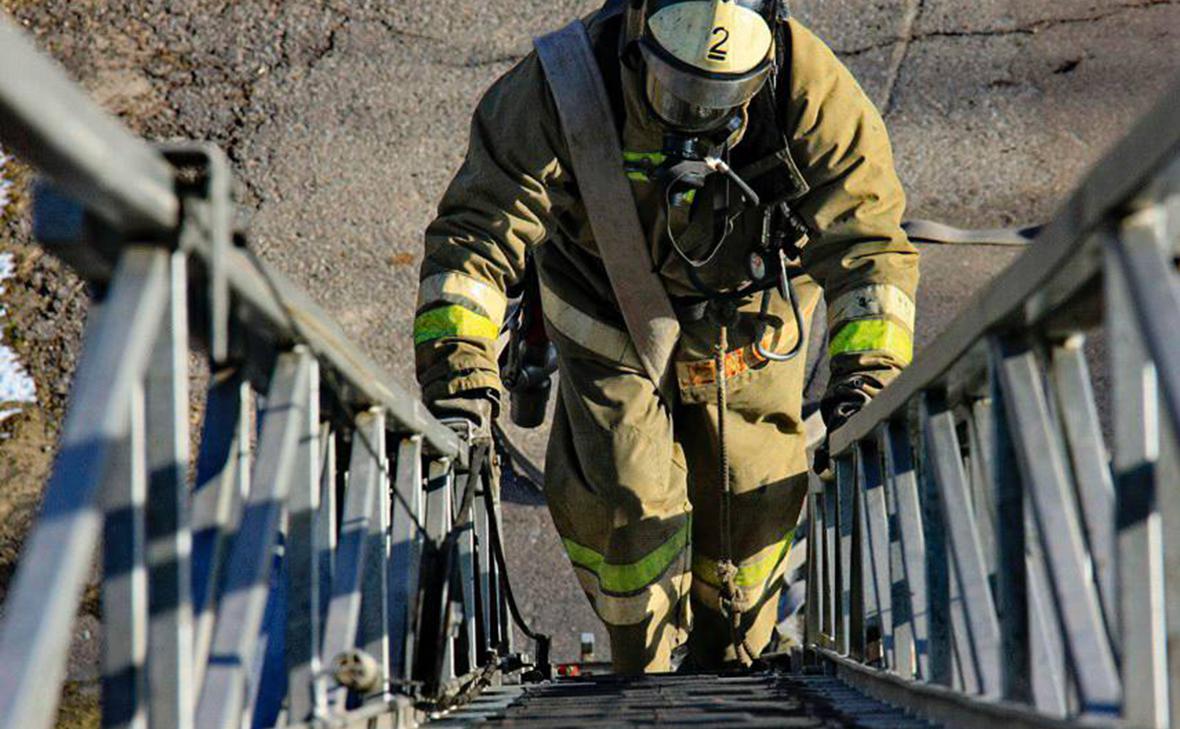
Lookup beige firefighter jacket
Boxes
[414,11,919,405]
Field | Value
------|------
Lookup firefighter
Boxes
[414,0,918,674]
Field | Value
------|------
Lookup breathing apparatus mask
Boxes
[627,0,779,133]
[624,0,808,363]
[624,0,781,212]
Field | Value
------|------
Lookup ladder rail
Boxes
[3,5,1180,727]
[0,11,504,729]
[811,70,1180,728]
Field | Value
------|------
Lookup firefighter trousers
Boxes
[542,278,820,674]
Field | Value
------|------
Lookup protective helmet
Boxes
[627,0,780,132]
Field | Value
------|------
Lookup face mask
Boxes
[644,71,734,133]
[634,0,776,129]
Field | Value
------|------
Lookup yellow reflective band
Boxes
[623,151,666,165]
[412,305,499,345]
[693,529,794,591]
[417,272,507,327]
[563,520,690,595]
[571,568,691,627]
[829,319,913,364]
[624,151,664,184]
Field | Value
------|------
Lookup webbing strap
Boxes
[534,21,680,397]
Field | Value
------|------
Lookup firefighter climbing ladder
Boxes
[1,11,1180,729]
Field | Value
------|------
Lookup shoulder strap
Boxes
[534,20,680,397]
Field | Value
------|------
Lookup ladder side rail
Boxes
[357,412,392,703]
[321,409,385,713]
[807,65,1180,729]
[989,357,1039,709]
[1106,198,1180,729]
[1049,340,1119,635]
[857,439,895,670]
[922,393,1003,697]
[879,420,928,681]
[0,17,177,234]
[194,349,313,729]
[0,249,168,729]
[803,480,824,652]
[144,252,195,729]
[822,469,838,646]
[0,14,491,727]
[994,334,1121,716]
[207,247,462,464]
[830,74,1180,457]
[834,454,859,658]
[389,436,425,681]
[286,358,325,723]
[190,376,252,693]
[451,461,479,677]
[103,381,149,729]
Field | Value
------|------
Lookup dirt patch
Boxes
[54,680,100,729]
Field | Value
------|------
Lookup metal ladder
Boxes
[2,9,1180,729]
[806,72,1180,728]
[0,14,524,729]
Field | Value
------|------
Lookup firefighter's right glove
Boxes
[812,374,880,480]
[429,388,499,443]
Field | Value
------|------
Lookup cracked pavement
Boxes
[3,0,1178,666]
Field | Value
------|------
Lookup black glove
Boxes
[812,374,881,479]
[429,388,499,441]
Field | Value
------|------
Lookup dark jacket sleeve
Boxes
[414,54,572,403]
[784,20,920,397]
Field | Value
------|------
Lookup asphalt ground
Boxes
[2,0,1178,669]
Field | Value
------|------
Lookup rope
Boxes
[712,324,757,667]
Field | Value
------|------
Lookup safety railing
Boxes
[0,15,532,729]
[805,73,1180,728]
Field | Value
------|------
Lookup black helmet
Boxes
[626,0,781,131]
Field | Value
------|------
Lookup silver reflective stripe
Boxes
[539,279,642,369]
[828,283,915,330]
[417,272,508,327]
[535,21,680,394]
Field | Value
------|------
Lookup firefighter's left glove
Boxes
[430,388,499,444]
[812,374,884,480]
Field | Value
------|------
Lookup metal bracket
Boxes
[32,181,119,282]
[156,142,234,365]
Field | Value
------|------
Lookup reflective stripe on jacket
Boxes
[415,9,919,402]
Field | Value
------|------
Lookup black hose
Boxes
[481,461,552,675]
